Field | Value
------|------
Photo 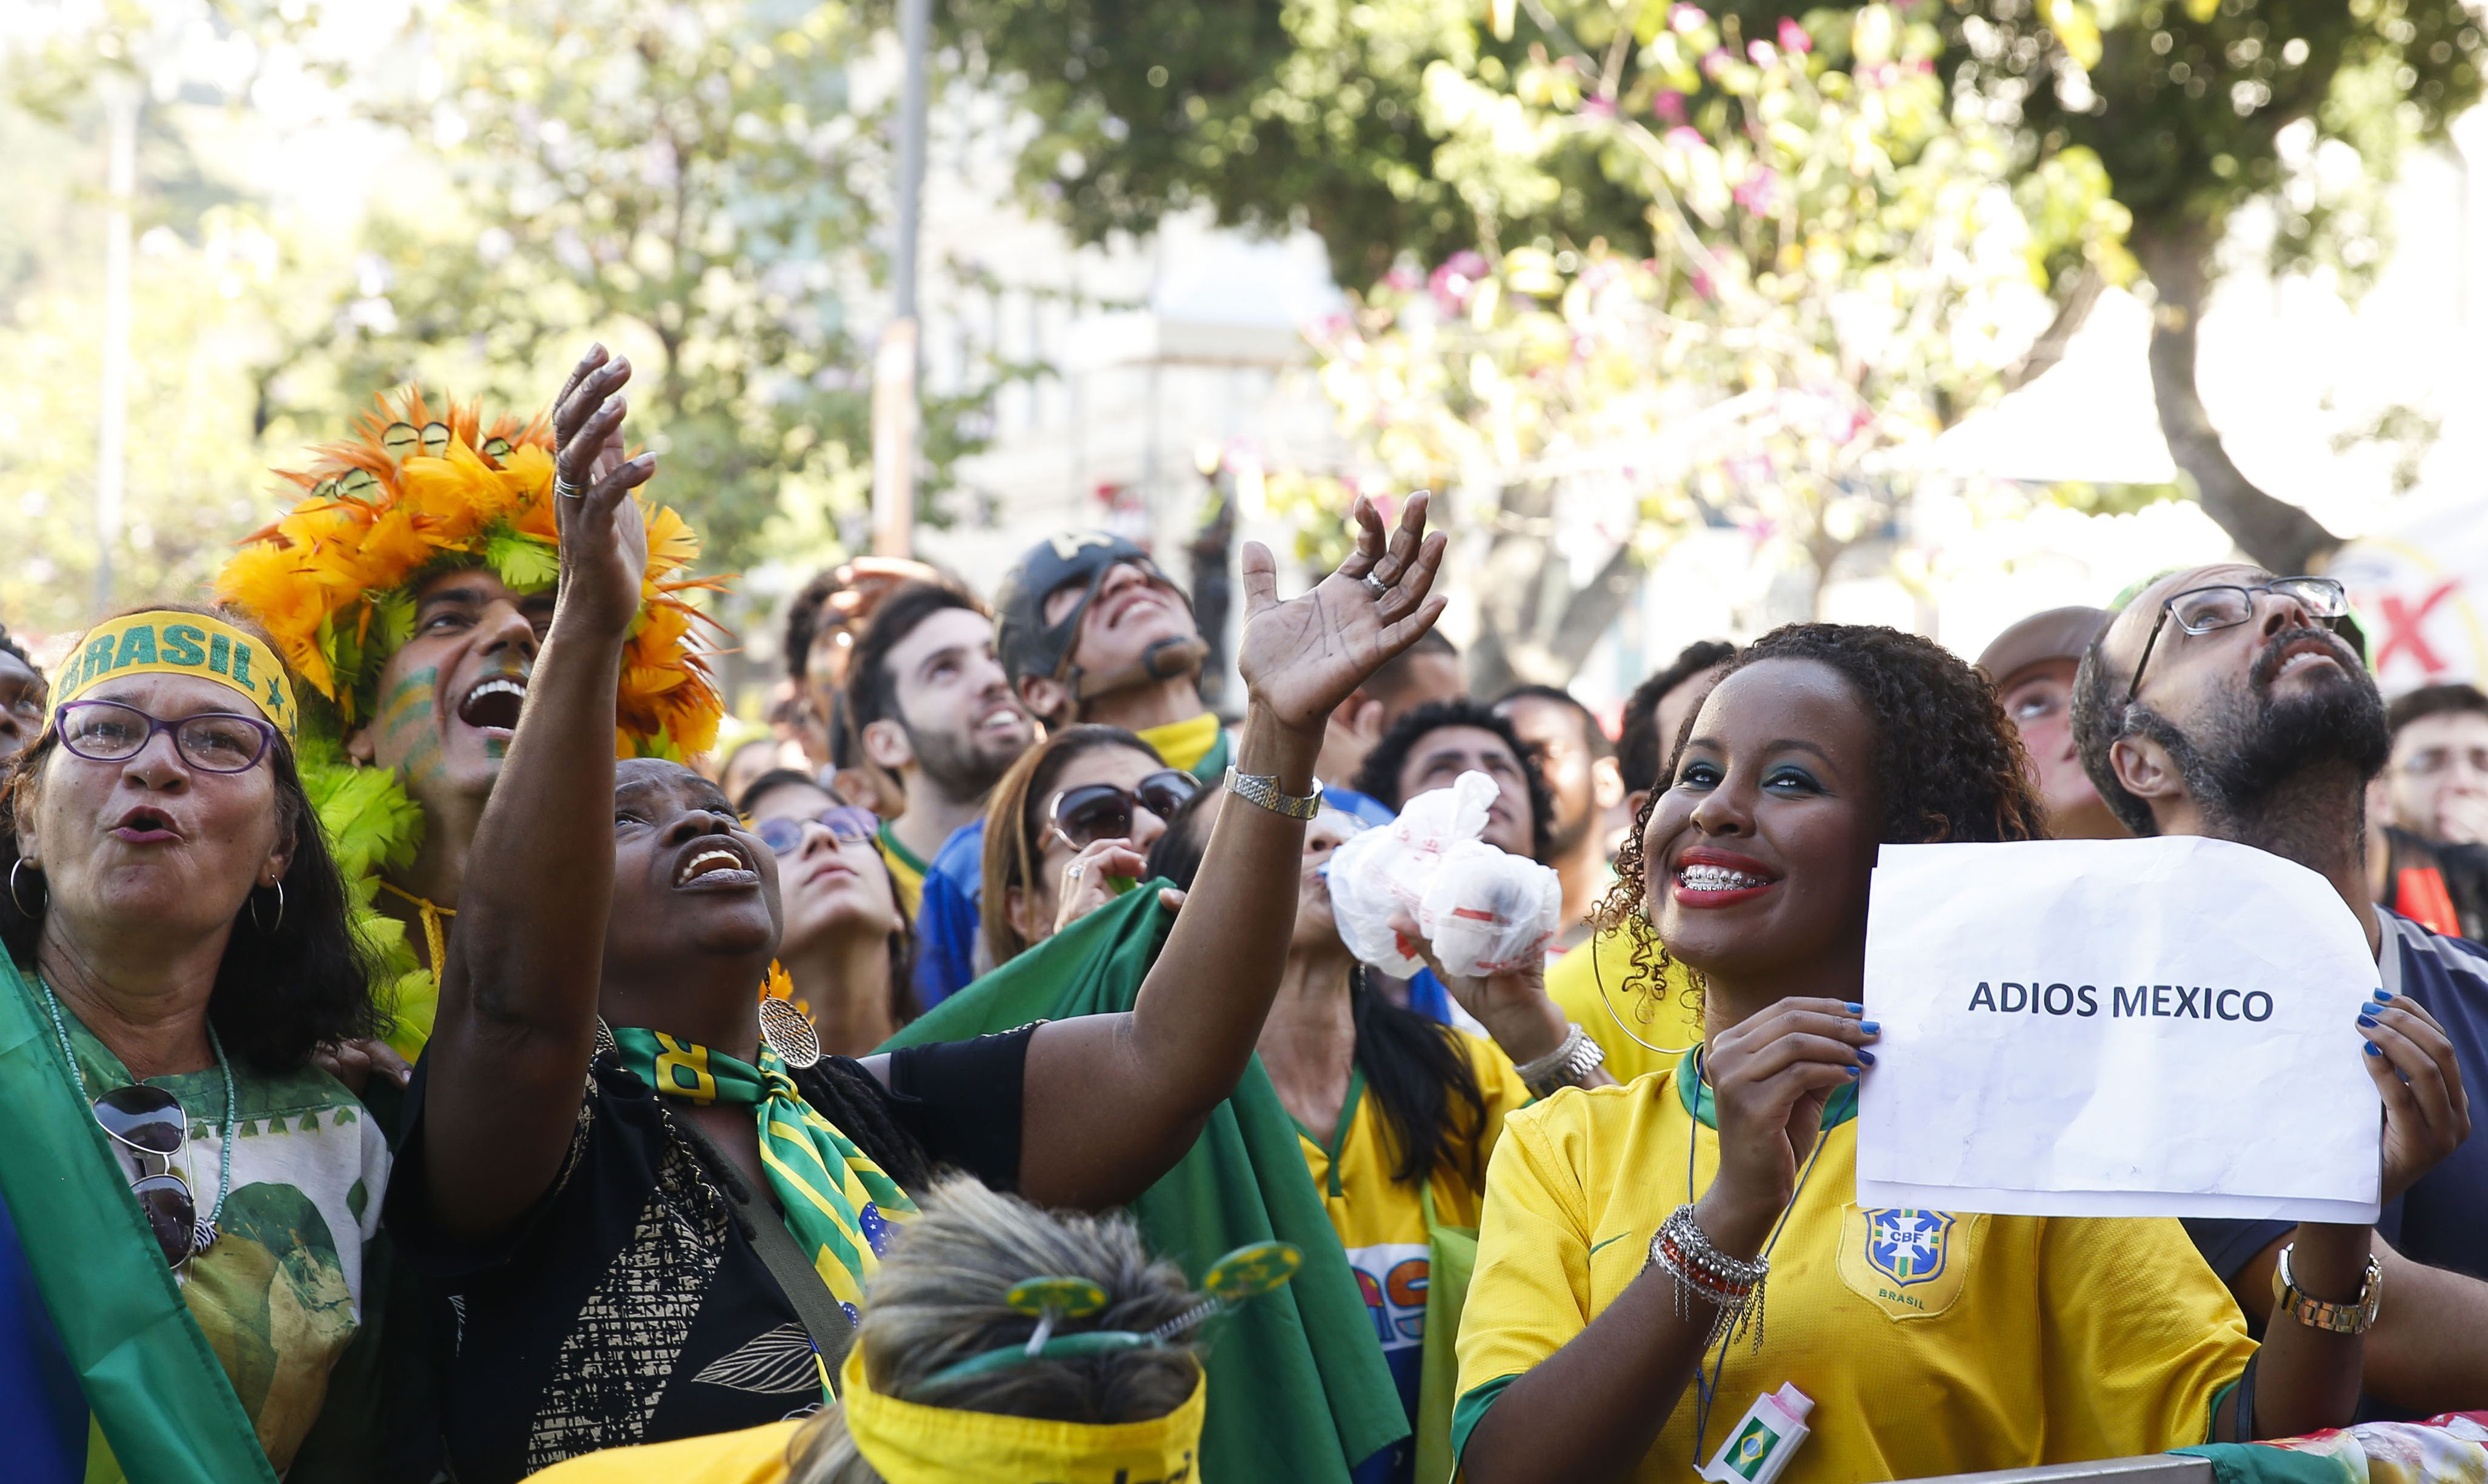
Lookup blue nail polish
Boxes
[2366,1042,2383,1056]
[2358,1013,2378,1028]
[1845,1002,1865,1014]
[1856,1049,1876,1066]
[1845,1065,1861,1076]
[1859,1021,1881,1036]
[2374,988,2393,1003]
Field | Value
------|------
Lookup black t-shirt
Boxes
[385,1030,1033,1484]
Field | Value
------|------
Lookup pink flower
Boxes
[1427,250,1492,315]
[1664,125,1707,151]
[1384,265,1419,291]
[1653,89,1687,123]
[1690,267,1716,301]
[1582,95,1617,117]
[1748,40,1775,66]
[1732,165,1779,214]
[1701,47,1732,78]
[1670,4,1707,34]
[1777,18,1812,54]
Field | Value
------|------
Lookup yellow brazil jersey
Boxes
[1297,1032,1532,1431]
[1453,1050,2254,1484]
[524,1419,802,1483]
[876,820,927,917]
[1544,928,1706,1084]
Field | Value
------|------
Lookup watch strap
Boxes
[2270,1244,2383,1334]
[1224,767,1322,820]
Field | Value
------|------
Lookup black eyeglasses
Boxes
[93,1085,206,1266]
[753,804,879,856]
[1048,770,1199,851]
[55,699,276,774]
[2125,577,2350,704]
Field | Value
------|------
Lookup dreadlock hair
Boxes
[1145,787,1490,1190]
[0,604,380,1073]
[1351,698,1558,864]
[790,1177,1207,1483]
[1595,623,2044,1025]
[1617,640,1737,798]
[979,725,1162,967]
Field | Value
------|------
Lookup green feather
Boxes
[485,533,559,593]
[302,757,425,882]
[372,588,416,657]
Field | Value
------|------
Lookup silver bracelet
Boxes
[1514,1022,1606,1097]
[1646,1203,1770,1352]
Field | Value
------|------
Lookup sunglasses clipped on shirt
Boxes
[1048,769,1200,851]
[752,804,881,857]
[93,1085,208,1266]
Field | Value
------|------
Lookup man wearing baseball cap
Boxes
[1978,606,2127,840]
[995,530,1235,779]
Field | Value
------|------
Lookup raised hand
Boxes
[2363,991,2471,1202]
[1235,494,1448,736]
[551,344,657,638]
[1695,997,1878,1256]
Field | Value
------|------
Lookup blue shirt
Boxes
[912,819,987,1010]
[1324,785,1398,830]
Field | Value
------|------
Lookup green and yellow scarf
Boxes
[609,1028,917,1322]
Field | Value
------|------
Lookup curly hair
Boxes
[1,604,379,1073]
[1351,698,1558,864]
[1616,641,1736,798]
[1593,623,2044,1021]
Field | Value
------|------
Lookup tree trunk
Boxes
[1463,480,1648,697]
[2130,216,2341,574]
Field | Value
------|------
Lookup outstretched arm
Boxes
[1013,495,1450,1209]
[419,346,655,1243]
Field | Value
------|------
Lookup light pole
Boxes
[870,0,932,558]
[94,72,139,618]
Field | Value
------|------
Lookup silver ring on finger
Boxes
[1361,571,1392,600]
[1067,861,1086,883]
[555,475,587,501]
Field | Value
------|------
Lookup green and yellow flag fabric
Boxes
[0,952,281,1484]
[607,1028,916,1333]
[882,886,1410,1484]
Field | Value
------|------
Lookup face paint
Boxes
[374,667,449,788]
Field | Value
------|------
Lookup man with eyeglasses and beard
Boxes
[2073,565,2488,1416]
[842,582,1037,1005]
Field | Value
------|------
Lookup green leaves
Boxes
[485,533,559,594]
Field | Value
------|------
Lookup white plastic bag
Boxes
[1326,771,1562,977]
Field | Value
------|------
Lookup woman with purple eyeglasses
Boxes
[0,603,385,1483]
[736,770,920,1056]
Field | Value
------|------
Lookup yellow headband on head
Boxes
[839,1346,1206,1484]
[55,613,297,741]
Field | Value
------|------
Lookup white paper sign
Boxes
[1858,837,2383,1222]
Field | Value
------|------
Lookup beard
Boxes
[904,715,1022,800]
[2131,625,2389,845]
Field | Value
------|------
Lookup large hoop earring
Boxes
[248,880,285,934]
[7,859,42,917]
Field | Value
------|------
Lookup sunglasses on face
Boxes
[1048,770,1199,851]
[93,1084,206,1266]
[752,804,880,856]
[55,699,276,774]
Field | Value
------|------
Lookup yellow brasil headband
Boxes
[838,1346,1206,1484]
[54,613,296,740]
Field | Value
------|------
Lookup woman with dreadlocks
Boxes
[385,345,1450,1483]
[1452,624,2468,1484]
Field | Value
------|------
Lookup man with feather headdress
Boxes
[219,378,726,1059]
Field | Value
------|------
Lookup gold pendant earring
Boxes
[758,994,822,1068]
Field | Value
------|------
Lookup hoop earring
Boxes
[248,880,285,934]
[7,859,42,917]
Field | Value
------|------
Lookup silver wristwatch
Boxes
[1515,1022,1606,1097]
[1224,767,1322,820]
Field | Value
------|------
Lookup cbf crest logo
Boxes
[1866,1209,1953,1286]
[1836,1205,1978,1320]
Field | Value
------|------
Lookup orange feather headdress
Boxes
[216,387,727,760]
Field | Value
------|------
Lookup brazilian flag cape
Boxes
[0,951,280,1484]
[882,885,1409,1483]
